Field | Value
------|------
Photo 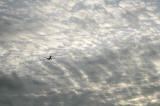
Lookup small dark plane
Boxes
[45,56,55,60]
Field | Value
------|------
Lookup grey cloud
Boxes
[121,11,140,26]
[0,0,160,105]
[71,1,88,12]
[0,72,23,91]
[104,0,120,6]
[0,0,49,38]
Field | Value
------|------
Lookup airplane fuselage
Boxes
[46,56,54,60]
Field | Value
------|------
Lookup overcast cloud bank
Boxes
[0,0,160,105]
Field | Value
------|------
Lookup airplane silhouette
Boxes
[45,56,55,60]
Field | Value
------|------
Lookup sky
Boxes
[0,0,160,106]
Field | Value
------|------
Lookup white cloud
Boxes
[0,0,160,105]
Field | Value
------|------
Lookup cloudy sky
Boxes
[0,0,160,105]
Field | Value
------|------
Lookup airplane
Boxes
[45,56,55,60]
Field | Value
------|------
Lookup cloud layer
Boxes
[0,0,160,105]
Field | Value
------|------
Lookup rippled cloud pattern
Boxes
[0,0,160,105]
